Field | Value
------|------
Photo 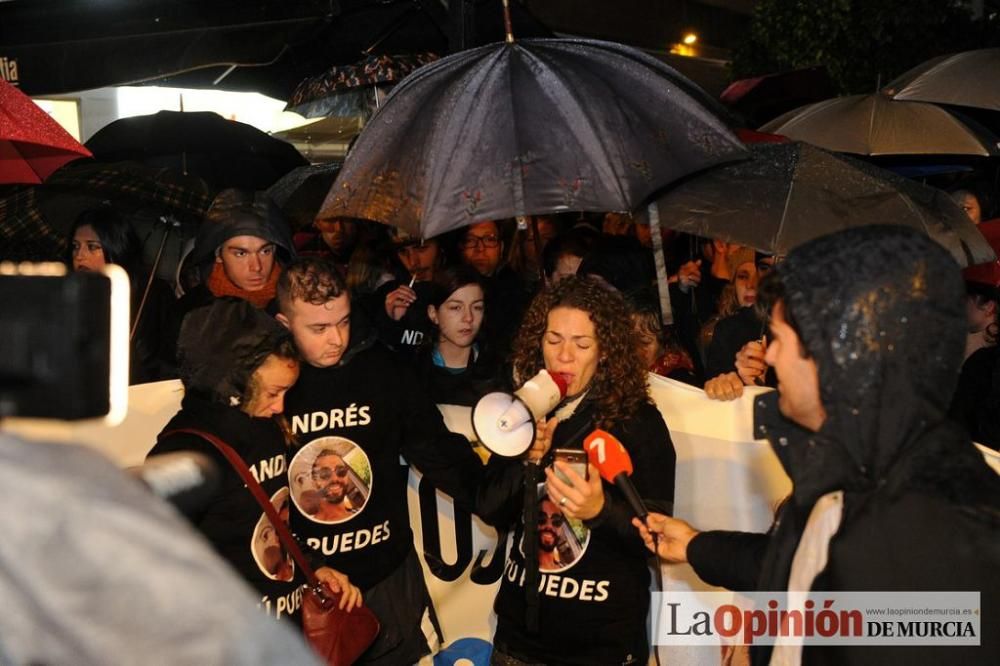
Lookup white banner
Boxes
[4,376,796,665]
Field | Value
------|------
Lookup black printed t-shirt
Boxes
[283,342,484,591]
[482,400,676,666]
[150,395,304,623]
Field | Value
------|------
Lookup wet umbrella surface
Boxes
[320,37,747,239]
[655,142,995,266]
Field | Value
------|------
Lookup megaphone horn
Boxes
[471,369,568,457]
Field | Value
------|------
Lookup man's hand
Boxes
[384,284,416,321]
[735,338,767,386]
[632,513,699,563]
[704,372,744,401]
[315,567,363,611]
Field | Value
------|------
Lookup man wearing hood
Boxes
[275,258,486,665]
[636,226,999,664]
[162,189,296,373]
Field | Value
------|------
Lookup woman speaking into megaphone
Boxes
[475,276,677,666]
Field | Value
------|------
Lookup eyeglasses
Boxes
[537,512,565,527]
[313,464,349,481]
[461,234,500,250]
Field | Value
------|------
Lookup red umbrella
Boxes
[0,79,91,184]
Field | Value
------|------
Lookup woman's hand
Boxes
[545,462,605,521]
[704,372,744,401]
[315,567,363,611]
[384,284,416,321]
[524,416,559,464]
[631,513,699,563]
[735,338,767,386]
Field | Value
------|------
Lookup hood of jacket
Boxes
[757,225,968,505]
[177,297,291,407]
[190,189,295,271]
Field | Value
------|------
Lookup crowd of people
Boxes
[57,179,1000,665]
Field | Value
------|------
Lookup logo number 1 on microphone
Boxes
[587,437,606,464]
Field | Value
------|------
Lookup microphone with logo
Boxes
[129,452,221,518]
[472,369,569,457]
[583,429,648,522]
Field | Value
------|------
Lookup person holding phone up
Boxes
[476,276,677,666]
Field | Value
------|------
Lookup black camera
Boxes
[0,263,128,420]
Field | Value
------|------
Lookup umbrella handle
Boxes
[501,0,514,43]
[131,217,174,341]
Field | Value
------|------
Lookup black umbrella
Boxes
[654,142,995,267]
[85,111,307,191]
[319,37,746,238]
[267,163,342,230]
[0,160,214,279]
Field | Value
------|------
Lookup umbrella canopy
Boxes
[0,160,214,276]
[887,48,1000,111]
[760,93,1000,157]
[320,37,746,239]
[268,162,342,230]
[286,52,440,119]
[85,111,307,190]
[0,78,91,184]
[654,142,995,267]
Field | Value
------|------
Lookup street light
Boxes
[682,32,698,45]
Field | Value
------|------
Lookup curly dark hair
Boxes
[277,257,347,312]
[510,276,650,429]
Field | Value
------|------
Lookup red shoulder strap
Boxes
[160,428,319,587]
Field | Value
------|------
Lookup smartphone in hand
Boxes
[552,448,588,485]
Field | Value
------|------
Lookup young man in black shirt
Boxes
[276,258,486,665]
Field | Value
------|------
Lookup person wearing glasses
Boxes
[456,220,531,357]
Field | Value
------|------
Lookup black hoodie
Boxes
[149,300,303,622]
[686,226,1000,665]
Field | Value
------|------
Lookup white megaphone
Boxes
[472,369,569,457]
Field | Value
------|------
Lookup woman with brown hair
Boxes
[477,276,676,666]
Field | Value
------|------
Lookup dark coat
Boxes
[687,227,1000,665]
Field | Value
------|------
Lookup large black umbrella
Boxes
[319,37,746,238]
[654,142,995,266]
[85,111,307,191]
[887,48,1000,112]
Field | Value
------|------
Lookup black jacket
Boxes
[704,305,765,381]
[149,395,303,622]
[477,399,676,666]
[281,315,486,591]
[950,345,1000,450]
[686,227,1000,665]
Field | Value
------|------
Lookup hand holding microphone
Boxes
[631,513,699,564]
